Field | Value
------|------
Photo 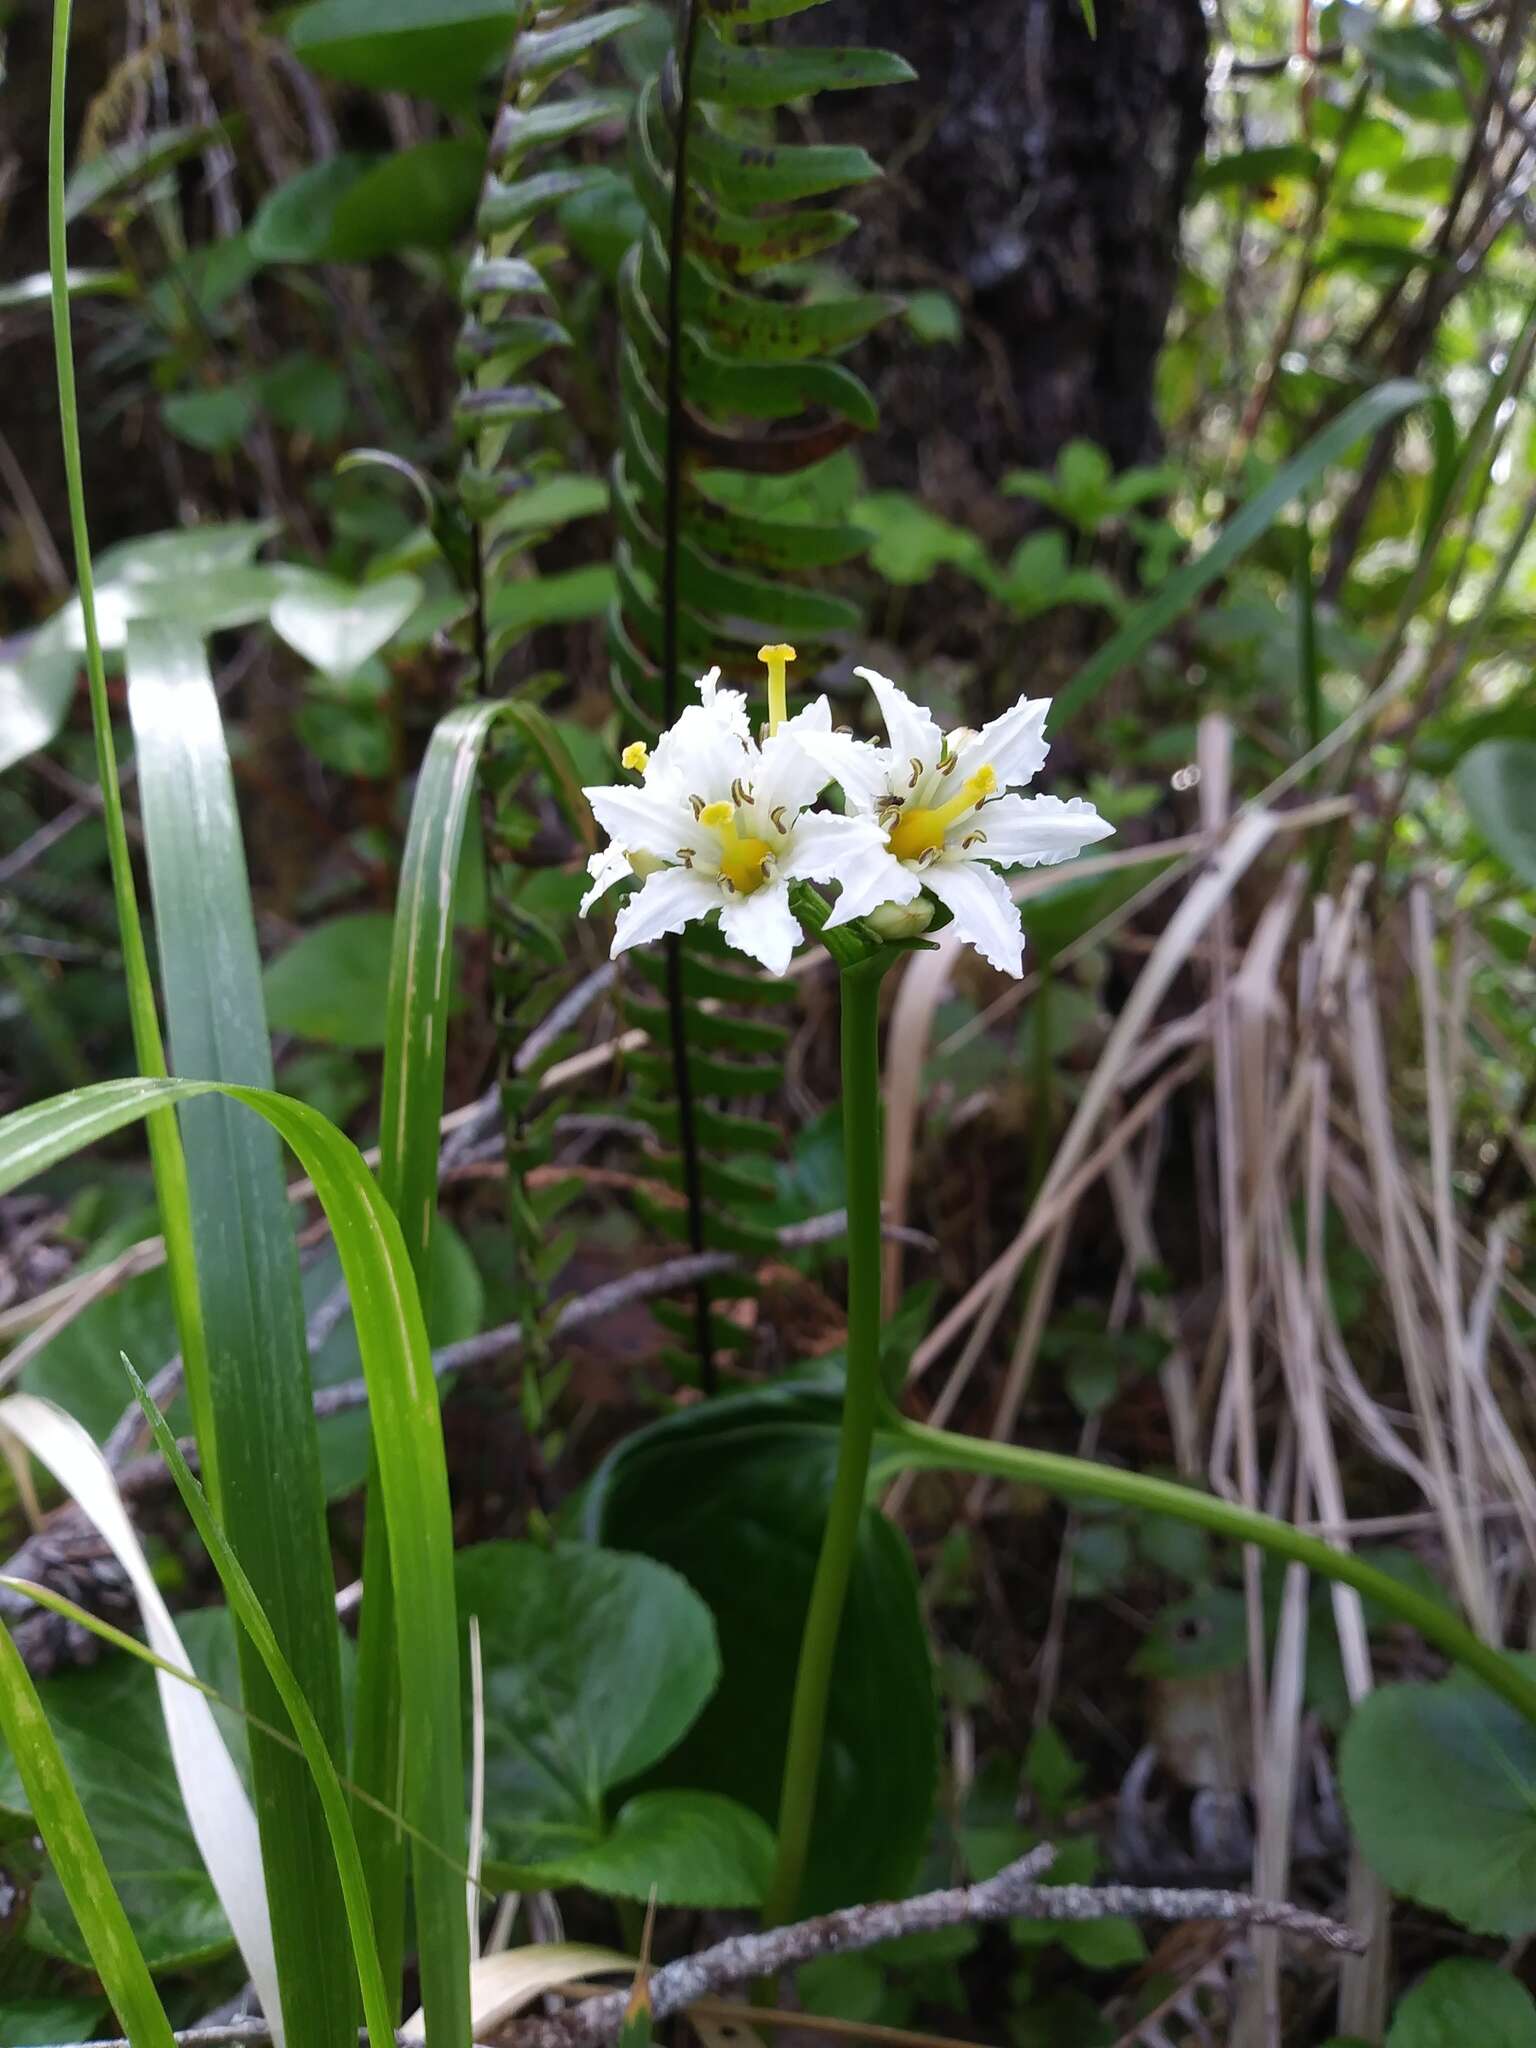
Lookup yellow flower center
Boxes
[699,800,773,895]
[622,741,650,773]
[757,643,796,736]
[887,765,997,864]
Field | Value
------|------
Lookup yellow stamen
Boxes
[622,741,650,773]
[758,643,796,736]
[700,799,772,895]
[887,764,997,864]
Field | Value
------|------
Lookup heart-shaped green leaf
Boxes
[456,1542,772,1904]
[1341,1660,1536,1935]
[582,1384,937,1914]
[271,574,422,680]
[1388,1960,1536,2046]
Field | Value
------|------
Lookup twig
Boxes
[511,1848,1363,2048]
[17,1850,1363,2048]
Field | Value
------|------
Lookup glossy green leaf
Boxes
[457,1540,740,1898]
[327,140,485,258]
[1388,1961,1536,2046]
[522,1789,774,1907]
[249,156,374,262]
[289,0,520,103]
[125,621,354,2048]
[271,571,422,677]
[0,2001,108,2044]
[263,912,398,1047]
[1455,740,1536,888]
[0,1627,174,2046]
[583,1387,937,1913]
[1341,1663,1536,1936]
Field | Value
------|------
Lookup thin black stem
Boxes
[660,0,713,1389]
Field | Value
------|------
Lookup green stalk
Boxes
[762,955,891,1928]
[46,0,217,1496]
[891,1416,1536,1729]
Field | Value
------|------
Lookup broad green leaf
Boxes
[456,1541,721,1882]
[125,622,353,2048]
[525,1789,774,1907]
[1455,739,1536,888]
[93,520,278,585]
[271,572,422,678]
[0,1627,174,2045]
[1341,1663,1536,1935]
[0,2002,107,2044]
[327,140,485,259]
[487,563,615,638]
[261,912,397,1048]
[853,492,989,585]
[0,637,77,776]
[162,385,256,453]
[583,1386,937,1914]
[1388,1961,1536,2046]
[249,156,373,262]
[289,0,521,104]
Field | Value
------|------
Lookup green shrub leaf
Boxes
[1388,1960,1536,2046]
[582,1386,937,1913]
[1341,1662,1536,1935]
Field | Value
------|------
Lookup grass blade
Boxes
[1053,378,1436,720]
[357,697,503,2002]
[0,1393,278,2023]
[124,618,354,2048]
[45,0,217,1513]
[123,1360,399,2048]
[0,1622,176,2047]
[0,1074,473,2048]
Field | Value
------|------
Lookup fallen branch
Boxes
[511,1847,1364,2048]
[20,1844,1364,2048]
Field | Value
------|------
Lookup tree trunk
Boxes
[812,0,1208,487]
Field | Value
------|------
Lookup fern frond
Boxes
[608,0,913,1377]
[448,2,633,1359]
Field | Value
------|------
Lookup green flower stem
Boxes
[47,0,217,1496]
[763,954,893,1928]
[891,1414,1536,1729]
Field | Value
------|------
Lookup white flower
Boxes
[580,669,896,976]
[796,666,1114,978]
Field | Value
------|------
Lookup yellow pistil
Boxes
[887,764,997,864]
[699,799,773,895]
[622,741,650,773]
[757,643,796,736]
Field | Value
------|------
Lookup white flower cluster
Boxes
[581,648,1112,978]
